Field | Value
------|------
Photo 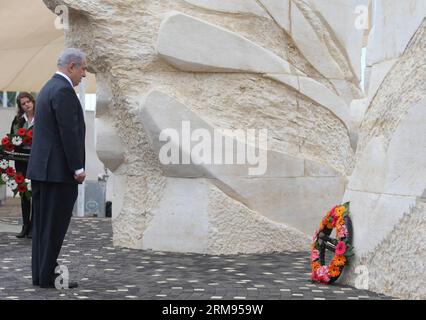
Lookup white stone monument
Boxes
[42,0,425,299]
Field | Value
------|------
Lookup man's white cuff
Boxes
[75,168,85,175]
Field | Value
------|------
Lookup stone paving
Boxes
[0,214,394,300]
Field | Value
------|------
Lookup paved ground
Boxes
[0,199,394,300]
[0,197,21,217]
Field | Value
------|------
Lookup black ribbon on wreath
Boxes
[0,148,30,162]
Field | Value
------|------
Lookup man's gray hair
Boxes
[57,48,86,67]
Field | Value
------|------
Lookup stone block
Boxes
[183,0,268,17]
[290,1,345,79]
[157,11,293,74]
[225,176,346,236]
[142,178,210,253]
[258,0,291,32]
[366,0,426,65]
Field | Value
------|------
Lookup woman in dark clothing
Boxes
[11,92,35,238]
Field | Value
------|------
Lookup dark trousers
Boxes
[15,161,31,226]
[31,180,78,286]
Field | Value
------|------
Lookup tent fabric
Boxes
[0,0,96,93]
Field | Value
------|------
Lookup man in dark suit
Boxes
[27,48,87,289]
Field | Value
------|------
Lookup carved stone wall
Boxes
[343,1,426,299]
[42,0,426,298]
[43,0,367,254]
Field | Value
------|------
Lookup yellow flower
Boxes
[335,206,346,217]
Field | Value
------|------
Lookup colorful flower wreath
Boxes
[0,130,32,200]
[311,202,354,284]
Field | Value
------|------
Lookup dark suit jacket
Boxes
[27,74,86,183]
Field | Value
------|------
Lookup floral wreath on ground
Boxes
[0,129,33,200]
[311,202,354,284]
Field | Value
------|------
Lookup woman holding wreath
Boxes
[10,92,35,238]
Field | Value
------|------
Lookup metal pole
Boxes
[79,78,86,111]
[3,91,8,108]
[75,78,87,217]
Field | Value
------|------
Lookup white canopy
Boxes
[0,0,96,93]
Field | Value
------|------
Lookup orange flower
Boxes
[311,262,321,271]
[329,265,341,277]
[320,218,328,230]
[336,217,345,226]
[335,206,346,217]
[332,255,346,267]
[326,221,334,229]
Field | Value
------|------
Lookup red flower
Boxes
[335,241,347,255]
[15,174,25,184]
[311,270,319,282]
[23,137,32,146]
[1,137,10,146]
[6,167,16,177]
[17,128,27,137]
[5,144,14,152]
[17,184,27,193]
[27,129,33,138]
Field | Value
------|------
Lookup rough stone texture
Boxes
[184,0,269,18]
[358,17,426,156]
[207,183,308,254]
[310,0,369,81]
[342,7,426,300]
[345,200,426,300]
[41,0,360,255]
[139,90,346,238]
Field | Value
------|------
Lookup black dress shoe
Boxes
[16,225,29,238]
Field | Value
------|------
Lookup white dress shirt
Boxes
[23,113,35,129]
[55,71,74,88]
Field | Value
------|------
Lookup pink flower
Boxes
[311,270,319,282]
[329,206,337,217]
[316,266,330,284]
[335,241,347,255]
[338,225,348,238]
[317,265,329,277]
[312,230,319,242]
[320,275,330,284]
[311,249,319,262]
